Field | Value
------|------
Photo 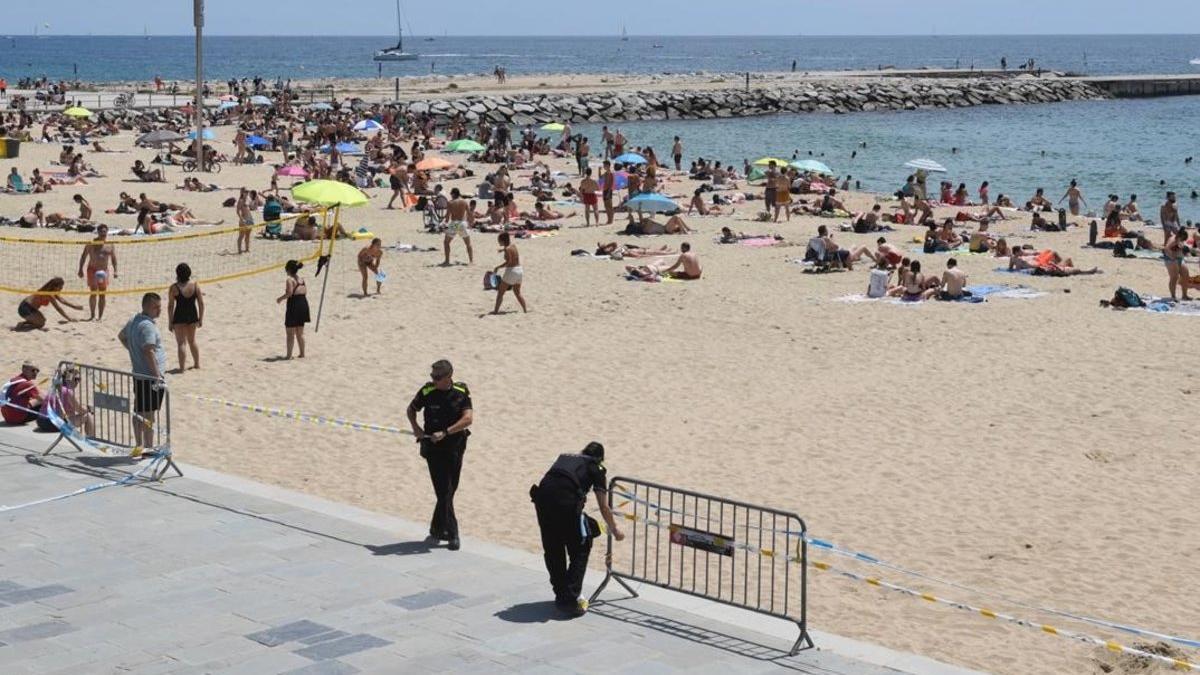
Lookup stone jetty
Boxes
[400,77,1107,125]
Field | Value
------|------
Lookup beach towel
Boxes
[993,267,1035,275]
[740,237,781,248]
[965,284,1046,299]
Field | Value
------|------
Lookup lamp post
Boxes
[193,0,204,171]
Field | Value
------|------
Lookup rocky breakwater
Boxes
[402,78,1107,125]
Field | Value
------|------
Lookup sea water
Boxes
[1,34,1199,81]
[575,96,1200,220]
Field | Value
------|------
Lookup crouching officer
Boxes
[530,442,624,616]
[407,359,473,551]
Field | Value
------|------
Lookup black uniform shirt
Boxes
[540,454,607,504]
[409,382,472,436]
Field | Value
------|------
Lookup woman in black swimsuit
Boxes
[167,263,204,372]
[276,260,309,359]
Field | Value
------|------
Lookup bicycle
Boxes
[182,158,222,174]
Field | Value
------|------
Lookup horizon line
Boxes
[7,32,1200,38]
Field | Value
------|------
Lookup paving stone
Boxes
[281,660,362,675]
[387,588,466,611]
[245,620,335,647]
[0,621,77,643]
[297,630,351,646]
[0,580,25,593]
[292,633,391,661]
[0,584,73,605]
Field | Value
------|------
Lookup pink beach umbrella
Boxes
[275,165,309,178]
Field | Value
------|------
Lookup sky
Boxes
[6,1,1200,37]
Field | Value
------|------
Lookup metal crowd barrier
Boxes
[43,361,181,481]
[590,476,813,655]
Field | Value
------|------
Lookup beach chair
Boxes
[804,237,843,272]
[422,195,449,232]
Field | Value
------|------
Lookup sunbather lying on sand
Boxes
[518,201,574,221]
[688,189,725,216]
[596,242,676,258]
[1010,249,1100,276]
[718,227,781,243]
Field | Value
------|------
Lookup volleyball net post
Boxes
[314,204,339,334]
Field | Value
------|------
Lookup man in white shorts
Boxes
[443,188,474,266]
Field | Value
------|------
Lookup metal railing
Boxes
[590,476,812,655]
[43,361,181,480]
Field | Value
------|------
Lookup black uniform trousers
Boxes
[534,492,592,603]
[423,434,466,539]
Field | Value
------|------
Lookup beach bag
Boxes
[483,271,500,290]
[1113,287,1144,308]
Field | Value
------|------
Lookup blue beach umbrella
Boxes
[904,158,947,173]
[613,152,647,165]
[186,129,215,140]
[625,192,679,214]
[245,135,271,148]
[321,142,362,155]
[249,95,273,107]
[353,119,384,132]
[791,159,832,174]
[217,100,238,110]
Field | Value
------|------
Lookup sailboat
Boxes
[374,0,417,62]
[1190,58,1200,66]
[621,25,628,42]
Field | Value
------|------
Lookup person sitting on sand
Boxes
[968,222,998,253]
[15,277,82,330]
[936,258,970,300]
[131,160,164,183]
[994,194,1015,208]
[357,237,384,297]
[660,242,702,280]
[812,225,875,270]
[688,189,724,216]
[937,219,964,249]
[1123,194,1143,222]
[893,260,928,301]
[629,212,691,235]
[875,237,904,268]
[1026,187,1053,212]
[18,202,45,227]
[851,204,884,233]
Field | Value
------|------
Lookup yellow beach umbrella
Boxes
[63,106,93,118]
[753,156,789,166]
[541,122,565,132]
[291,179,368,207]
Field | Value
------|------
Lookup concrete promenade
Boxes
[0,425,983,674]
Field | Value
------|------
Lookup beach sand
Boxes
[2,126,1196,675]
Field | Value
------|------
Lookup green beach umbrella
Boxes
[791,159,833,174]
[291,180,369,207]
[445,139,485,153]
[541,122,565,132]
[63,106,93,118]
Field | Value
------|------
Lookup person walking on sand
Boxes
[358,238,384,297]
[1161,191,1181,246]
[77,224,117,321]
[601,160,616,225]
[167,263,204,372]
[1059,179,1087,217]
[236,188,253,254]
[276,260,309,359]
[579,168,600,226]
[385,160,407,210]
[491,232,527,314]
[407,359,473,551]
[443,188,474,266]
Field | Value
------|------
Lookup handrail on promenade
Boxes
[590,476,813,655]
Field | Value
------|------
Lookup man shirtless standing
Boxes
[444,188,474,266]
[78,224,117,321]
[1161,191,1181,246]
[579,168,599,226]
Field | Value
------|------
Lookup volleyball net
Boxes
[0,208,336,298]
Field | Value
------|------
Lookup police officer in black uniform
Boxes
[531,442,624,616]
[406,359,473,551]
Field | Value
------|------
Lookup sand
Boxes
[2,120,1197,675]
